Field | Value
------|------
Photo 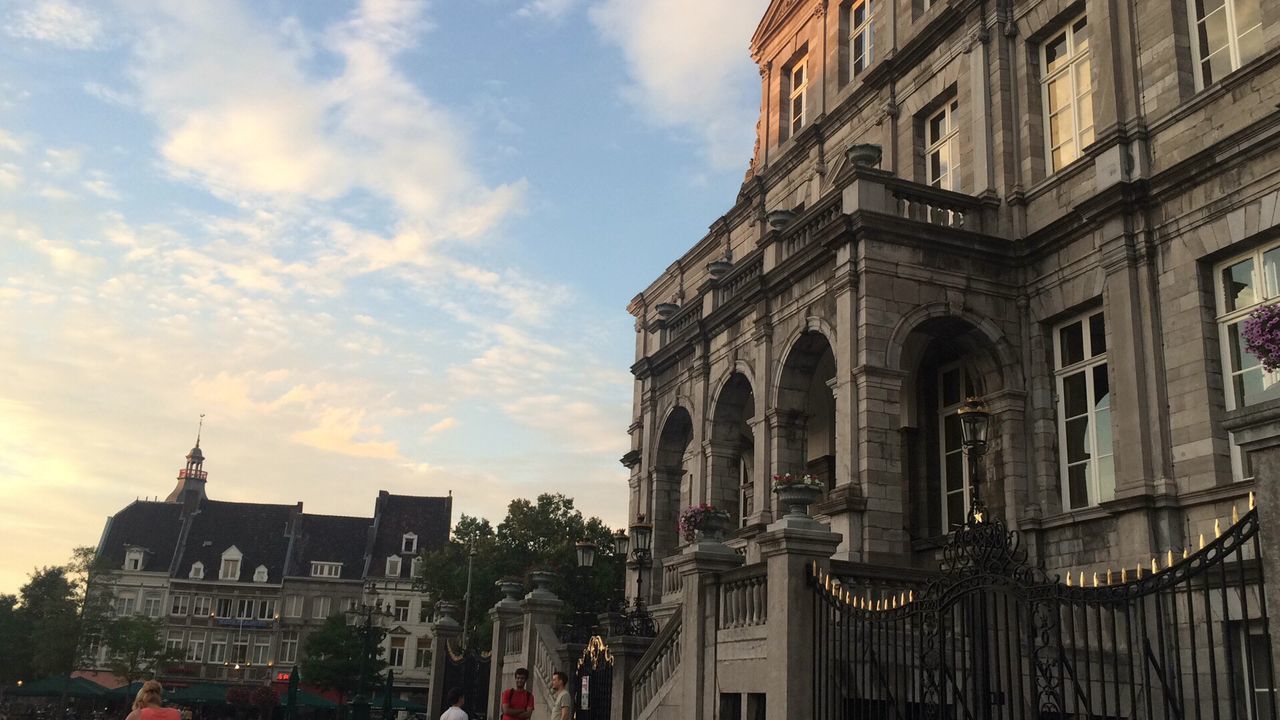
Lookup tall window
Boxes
[401,533,418,553]
[1055,311,1114,509]
[788,56,809,137]
[394,599,411,623]
[220,547,242,581]
[1189,0,1262,87]
[739,459,754,528]
[208,633,227,663]
[124,549,144,571]
[170,594,189,616]
[284,595,303,618]
[1238,622,1276,718]
[232,636,249,663]
[166,631,184,655]
[938,364,976,529]
[1041,15,1093,172]
[1216,242,1280,478]
[847,0,873,79]
[215,598,233,618]
[410,556,422,578]
[143,594,162,618]
[193,596,211,617]
[251,635,271,664]
[312,596,331,619]
[415,642,431,668]
[389,636,406,667]
[386,556,402,577]
[256,600,276,620]
[236,599,254,620]
[189,562,204,580]
[186,633,205,663]
[280,631,299,664]
[925,100,959,191]
[115,595,137,617]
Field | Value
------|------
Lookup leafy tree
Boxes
[299,614,387,704]
[102,615,178,685]
[0,593,30,683]
[19,567,79,677]
[415,494,624,648]
[68,546,117,668]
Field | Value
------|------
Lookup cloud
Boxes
[425,417,456,434]
[516,0,578,20]
[4,0,103,49]
[83,81,135,107]
[589,0,767,170]
[0,164,20,190]
[83,174,120,199]
[291,407,399,459]
[0,130,23,154]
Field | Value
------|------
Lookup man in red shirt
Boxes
[500,667,535,720]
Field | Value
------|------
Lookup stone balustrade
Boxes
[717,564,767,629]
[631,614,681,717]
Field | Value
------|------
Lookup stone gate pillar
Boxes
[668,532,744,720]
[487,581,523,718]
[426,601,462,715]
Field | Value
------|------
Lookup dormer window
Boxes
[219,546,243,581]
[401,533,417,553]
[253,565,268,583]
[386,556,402,577]
[311,562,342,578]
[411,556,422,578]
[124,548,144,572]
[189,561,205,580]
[787,56,809,137]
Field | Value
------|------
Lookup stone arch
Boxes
[651,406,693,572]
[708,372,757,528]
[775,329,838,490]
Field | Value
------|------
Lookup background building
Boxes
[618,0,1280,716]
[90,442,451,698]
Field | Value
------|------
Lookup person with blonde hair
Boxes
[125,681,179,720]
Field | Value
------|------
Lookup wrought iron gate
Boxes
[574,635,614,720]
[811,506,1276,719]
[439,640,491,718]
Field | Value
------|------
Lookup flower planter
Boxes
[655,302,680,320]
[774,483,824,520]
[528,570,558,600]
[766,209,795,230]
[695,509,732,542]
[496,578,523,602]
[707,259,734,280]
[847,143,882,168]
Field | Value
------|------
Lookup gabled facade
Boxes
[622,0,1280,716]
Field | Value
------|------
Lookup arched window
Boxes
[710,373,756,528]
[401,533,418,553]
[219,546,242,581]
[189,561,205,580]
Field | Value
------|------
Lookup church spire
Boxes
[167,416,208,506]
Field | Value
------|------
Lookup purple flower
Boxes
[1242,303,1280,373]
[678,503,718,542]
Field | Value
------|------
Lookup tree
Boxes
[67,546,117,668]
[0,593,31,683]
[102,616,177,685]
[299,614,387,704]
[415,494,624,647]
[18,567,79,677]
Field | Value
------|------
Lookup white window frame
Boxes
[193,596,211,617]
[415,644,431,668]
[311,561,342,578]
[220,547,242,581]
[143,594,162,618]
[215,597,233,618]
[1040,14,1093,173]
[115,595,137,617]
[1053,310,1115,509]
[251,634,271,664]
[401,533,418,553]
[1187,0,1263,89]
[284,594,303,618]
[170,594,190,616]
[313,596,331,619]
[410,556,422,578]
[124,548,144,572]
[393,599,411,623]
[166,631,184,654]
[186,633,205,663]
[189,562,204,580]
[788,55,809,137]
[938,362,974,530]
[208,633,227,663]
[925,100,959,192]
[386,556,402,577]
[389,636,406,667]
[280,631,299,664]
[848,0,874,80]
[1215,241,1280,480]
[253,565,268,583]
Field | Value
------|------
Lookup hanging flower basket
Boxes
[678,503,731,542]
[772,474,825,519]
[1243,303,1280,372]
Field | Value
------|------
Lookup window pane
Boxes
[1066,416,1091,463]
[1089,313,1106,356]
[1096,455,1115,501]
[1053,143,1076,171]
[1223,258,1257,311]
[1093,364,1110,410]
[1237,367,1280,406]
[1201,8,1230,56]
[1045,32,1069,73]
[945,451,964,491]
[1235,0,1261,33]
[947,493,964,527]
[1239,27,1262,67]
[1063,371,1088,418]
[1195,0,1226,18]
[930,152,942,184]
[854,2,866,26]
[1074,60,1092,94]
[944,413,962,449]
[1072,17,1089,48]
[1094,406,1112,458]
[1229,321,1260,371]
[1059,321,1085,367]
[1068,463,1090,509]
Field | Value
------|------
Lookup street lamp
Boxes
[575,540,597,569]
[957,396,991,520]
[613,516,656,637]
[612,528,629,556]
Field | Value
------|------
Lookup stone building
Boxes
[90,442,450,698]
[612,0,1280,717]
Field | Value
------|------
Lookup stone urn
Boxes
[774,483,825,520]
[434,600,461,629]
[707,259,734,280]
[695,509,732,542]
[496,578,523,602]
[527,570,559,600]
[847,143,882,168]
[655,302,680,321]
[766,209,795,230]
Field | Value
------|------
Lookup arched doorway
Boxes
[776,331,838,490]
[651,407,693,594]
[709,373,756,528]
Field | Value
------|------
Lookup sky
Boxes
[0,0,769,594]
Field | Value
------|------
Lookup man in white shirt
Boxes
[549,672,572,720]
[439,687,467,720]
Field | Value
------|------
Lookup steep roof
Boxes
[286,514,372,580]
[175,500,294,583]
[98,501,185,573]
[368,493,452,579]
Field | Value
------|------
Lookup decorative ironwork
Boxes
[811,507,1276,720]
[574,636,615,720]
[608,597,657,638]
[438,644,490,716]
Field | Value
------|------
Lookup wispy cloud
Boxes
[516,0,578,20]
[589,0,767,170]
[4,0,103,49]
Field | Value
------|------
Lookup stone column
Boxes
[426,601,462,716]
[650,467,683,605]
[704,439,741,523]
[603,634,652,720]
[852,364,909,560]
[1222,400,1280,665]
[668,534,744,720]
[487,582,523,719]
[758,510,842,720]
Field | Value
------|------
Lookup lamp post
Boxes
[957,396,992,522]
[567,540,601,644]
[346,581,393,720]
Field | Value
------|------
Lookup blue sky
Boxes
[0,0,769,592]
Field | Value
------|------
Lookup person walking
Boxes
[438,688,466,720]
[124,682,178,720]
[548,672,571,720]
[500,668,534,720]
